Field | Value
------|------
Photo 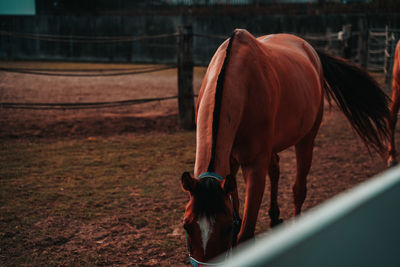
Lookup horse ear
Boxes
[223,174,237,195]
[181,172,197,193]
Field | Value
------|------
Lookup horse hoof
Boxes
[270,218,283,228]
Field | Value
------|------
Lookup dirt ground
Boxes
[0,64,397,266]
[0,64,191,139]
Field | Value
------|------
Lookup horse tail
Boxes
[317,49,390,156]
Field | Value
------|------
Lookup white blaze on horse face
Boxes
[198,216,215,254]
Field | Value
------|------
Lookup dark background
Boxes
[1,0,399,65]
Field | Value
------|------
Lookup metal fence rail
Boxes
[368,27,400,88]
[220,166,400,267]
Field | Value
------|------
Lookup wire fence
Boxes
[0,96,179,110]
[1,26,398,111]
[0,65,177,77]
[0,30,178,44]
[0,31,183,109]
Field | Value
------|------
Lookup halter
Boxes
[198,172,224,181]
[186,172,242,267]
[186,236,226,267]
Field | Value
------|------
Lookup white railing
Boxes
[220,166,400,267]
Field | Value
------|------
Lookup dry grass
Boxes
[0,132,195,266]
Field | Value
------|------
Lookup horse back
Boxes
[252,33,324,152]
[195,30,324,175]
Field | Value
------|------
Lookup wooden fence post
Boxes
[339,24,352,59]
[177,25,195,130]
[358,17,369,69]
[326,27,333,51]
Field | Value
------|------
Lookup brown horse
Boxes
[181,29,389,265]
[388,39,400,166]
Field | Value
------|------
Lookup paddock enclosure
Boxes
[0,59,398,266]
[1,7,400,266]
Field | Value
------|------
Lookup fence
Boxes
[0,28,197,130]
[1,24,398,130]
[368,27,400,88]
[0,24,228,130]
[301,25,400,89]
[302,24,359,61]
[219,165,400,267]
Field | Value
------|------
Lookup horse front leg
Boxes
[237,159,268,244]
[229,156,242,247]
[230,156,241,220]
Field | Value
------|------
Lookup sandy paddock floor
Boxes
[0,63,396,266]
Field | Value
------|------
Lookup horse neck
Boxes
[194,79,237,178]
[194,34,252,178]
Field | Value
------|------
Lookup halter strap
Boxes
[189,253,225,267]
[198,172,224,181]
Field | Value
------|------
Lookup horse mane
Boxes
[207,31,236,172]
[193,177,228,219]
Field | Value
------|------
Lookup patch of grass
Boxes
[0,131,195,265]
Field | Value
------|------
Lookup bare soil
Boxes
[0,63,396,266]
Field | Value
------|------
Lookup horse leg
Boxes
[229,156,242,247]
[237,160,268,244]
[268,153,283,227]
[230,156,240,218]
[388,83,400,167]
[293,133,317,216]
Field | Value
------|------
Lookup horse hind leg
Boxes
[268,153,283,227]
[292,96,322,215]
[293,131,317,216]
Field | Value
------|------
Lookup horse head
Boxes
[181,172,237,265]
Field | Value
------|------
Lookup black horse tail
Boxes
[317,50,390,156]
